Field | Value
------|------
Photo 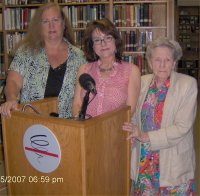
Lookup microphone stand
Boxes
[78,90,90,120]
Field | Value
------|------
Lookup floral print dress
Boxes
[131,78,195,196]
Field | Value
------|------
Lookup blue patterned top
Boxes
[9,41,86,118]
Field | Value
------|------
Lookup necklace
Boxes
[98,66,114,73]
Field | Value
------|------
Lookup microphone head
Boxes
[79,73,97,94]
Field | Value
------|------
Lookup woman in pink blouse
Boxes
[72,18,141,117]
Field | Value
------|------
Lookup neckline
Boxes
[97,60,117,72]
[50,59,67,71]
[98,66,114,73]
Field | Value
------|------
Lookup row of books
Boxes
[6,32,25,53]
[0,33,3,53]
[4,4,157,31]
[178,34,199,42]
[62,5,107,28]
[59,0,157,2]
[0,79,6,105]
[4,0,48,5]
[4,0,161,4]
[0,58,5,76]
[58,0,108,2]
[74,30,84,49]
[113,3,152,27]
[0,3,4,82]
[5,29,153,53]
[114,0,163,1]
[120,30,152,52]
[123,54,146,74]
[179,25,199,34]
[179,15,199,25]
[4,5,107,30]
[0,12,2,30]
[179,34,190,42]
[6,31,85,53]
[4,8,36,30]
[178,60,199,69]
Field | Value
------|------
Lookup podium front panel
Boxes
[2,102,131,195]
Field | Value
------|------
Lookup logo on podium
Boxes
[23,124,61,173]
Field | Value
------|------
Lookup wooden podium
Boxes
[2,98,131,195]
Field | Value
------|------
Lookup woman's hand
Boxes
[122,122,150,143]
[0,100,19,118]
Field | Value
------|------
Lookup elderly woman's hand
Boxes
[122,122,150,143]
[0,100,19,118]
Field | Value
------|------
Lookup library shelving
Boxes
[112,0,175,74]
[59,1,110,49]
[176,5,200,84]
[2,0,51,73]
[0,1,5,105]
[0,0,175,76]
[0,1,5,77]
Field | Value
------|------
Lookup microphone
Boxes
[78,73,97,120]
[79,73,97,95]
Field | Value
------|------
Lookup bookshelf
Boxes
[112,0,174,74]
[0,0,175,77]
[59,1,110,48]
[0,1,5,78]
[0,1,5,103]
[3,0,52,72]
[59,0,175,74]
[176,5,200,85]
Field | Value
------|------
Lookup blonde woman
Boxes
[0,2,86,118]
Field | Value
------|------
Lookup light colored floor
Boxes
[0,95,200,195]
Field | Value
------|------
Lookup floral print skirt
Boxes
[130,143,195,196]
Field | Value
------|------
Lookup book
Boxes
[0,13,2,30]
[143,3,149,26]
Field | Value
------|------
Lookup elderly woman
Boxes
[123,37,197,195]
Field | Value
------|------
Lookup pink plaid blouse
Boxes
[81,60,132,117]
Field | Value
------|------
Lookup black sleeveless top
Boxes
[44,60,67,98]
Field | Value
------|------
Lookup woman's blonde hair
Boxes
[14,2,75,54]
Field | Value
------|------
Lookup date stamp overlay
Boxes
[1,176,63,184]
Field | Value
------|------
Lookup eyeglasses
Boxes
[93,35,113,45]
[41,17,61,25]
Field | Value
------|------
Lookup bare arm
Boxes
[72,64,87,117]
[127,64,141,114]
[0,70,23,118]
